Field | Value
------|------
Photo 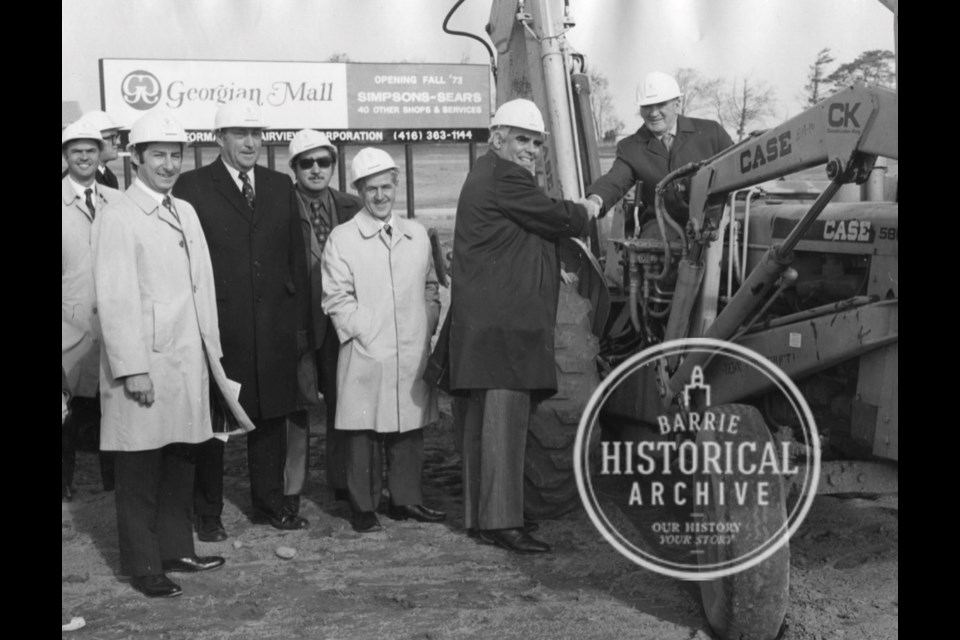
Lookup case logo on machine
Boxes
[121,70,162,110]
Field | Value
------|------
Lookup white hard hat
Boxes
[79,110,123,133]
[214,100,268,130]
[127,110,190,151]
[637,71,682,107]
[289,129,337,165]
[62,120,104,147]
[351,147,399,188]
[490,98,547,135]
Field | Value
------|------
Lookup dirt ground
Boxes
[62,393,897,640]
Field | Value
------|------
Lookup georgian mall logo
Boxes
[121,70,162,110]
[574,338,820,581]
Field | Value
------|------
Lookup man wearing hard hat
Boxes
[448,99,598,554]
[321,148,445,533]
[586,71,734,228]
[174,100,311,541]
[63,110,124,189]
[283,129,363,516]
[61,119,121,502]
[93,110,253,598]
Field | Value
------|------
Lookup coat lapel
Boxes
[210,158,255,224]
[671,116,697,157]
[62,178,94,222]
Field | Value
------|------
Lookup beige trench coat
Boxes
[62,178,120,397]
[321,210,440,433]
[93,183,253,452]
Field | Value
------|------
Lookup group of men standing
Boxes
[61,69,733,596]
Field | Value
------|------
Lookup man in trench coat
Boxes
[61,119,119,501]
[321,147,446,533]
[93,111,253,598]
[449,99,598,554]
[284,129,363,515]
[173,100,310,540]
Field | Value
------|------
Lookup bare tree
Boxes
[674,67,722,116]
[824,49,895,92]
[803,48,835,106]
[588,70,624,142]
[713,77,777,141]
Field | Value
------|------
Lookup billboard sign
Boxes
[100,59,491,144]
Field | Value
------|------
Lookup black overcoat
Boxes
[174,157,308,420]
[587,115,734,223]
[449,151,589,399]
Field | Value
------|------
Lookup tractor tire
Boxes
[696,404,790,640]
[524,281,601,520]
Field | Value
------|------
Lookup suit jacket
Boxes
[293,186,363,348]
[61,177,120,397]
[449,151,589,399]
[173,158,309,420]
[93,183,254,451]
[587,115,734,224]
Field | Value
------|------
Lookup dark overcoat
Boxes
[449,151,589,399]
[174,157,308,420]
[587,115,734,223]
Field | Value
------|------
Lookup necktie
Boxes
[162,195,181,224]
[239,172,255,210]
[662,132,674,152]
[84,188,96,219]
[383,223,392,237]
[310,200,332,250]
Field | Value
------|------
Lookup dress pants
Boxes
[346,429,424,513]
[194,415,288,520]
[460,389,531,530]
[284,409,310,498]
[114,443,196,577]
[319,325,347,492]
[62,395,115,491]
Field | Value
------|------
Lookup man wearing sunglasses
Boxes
[284,129,363,515]
[449,99,599,554]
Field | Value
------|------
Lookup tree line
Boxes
[589,48,896,143]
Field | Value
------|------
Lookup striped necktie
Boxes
[84,188,96,219]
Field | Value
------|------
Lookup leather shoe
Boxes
[252,511,309,531]
[388,504,447,523]
[352,511,382,533]
[131,574,182,598]
[468,520,538,539]
[480,528,551,554]
[162,555,225,573]
[195,516,228,542]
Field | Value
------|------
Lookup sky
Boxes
[62,0,896,133]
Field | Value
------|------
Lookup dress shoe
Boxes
[195,516,228,542]
[282,494,301,517]
[468,520,538,539]
[352,511,383,533]
[388,504,447,523]
[62,485,74,502]
[480,528,552,554]
[131,574,182,598]
[161,555,225,573]
[252,511,309,531]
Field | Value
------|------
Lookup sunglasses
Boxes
[297,157,335,170]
